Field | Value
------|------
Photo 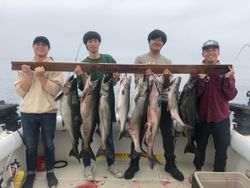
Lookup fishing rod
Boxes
[234,43,250,105]
[75,43,83,62]
[235,43,250,61]
[65,42,83,78]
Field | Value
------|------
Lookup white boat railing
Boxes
[0,129,23,161]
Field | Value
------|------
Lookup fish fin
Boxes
[79,133,83,140]
[116,114,119,122]
[79,148,96,161]
[183,123,193,129]
[95,127,101,137]
[148,156,161,169]
[184,143,196,154]
[61,120,65,128]
[131,150,149,160]
[96,147,114,159]
[117,119,121,126]
[134,94,139,102]
[81,92,86,102]
[119,130,130,140]
[143,138,148,147]
[69,148,80,162]
[144,122,154,147]
[55,91,64,101]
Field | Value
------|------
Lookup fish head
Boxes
[150,80,161,97]
[89,79,100,92]
[101,77,112,93]
[171,77,182,88]
[84,76,99,94]
[138,79,149,96]
[122,75,132,93]
[120,74,132,86]
[170,77,182,99]
[62,75,75,95]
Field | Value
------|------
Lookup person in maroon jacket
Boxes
[191,40,237,176]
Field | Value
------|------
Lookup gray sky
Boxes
[0,0,250,63]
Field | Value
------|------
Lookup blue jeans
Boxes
[82,123,115,167]
[21,112,57,172]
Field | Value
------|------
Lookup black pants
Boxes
[193,118,230,171]
[130,101,175,162]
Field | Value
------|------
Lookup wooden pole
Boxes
[11,61,231,74]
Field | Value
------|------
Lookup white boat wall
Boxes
[1,115,250,188]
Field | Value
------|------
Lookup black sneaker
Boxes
[124,158,140,180]
[46,172,58,187]
[165,163,184,181]
[21,174,36,188]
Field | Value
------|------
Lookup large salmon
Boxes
[56,75,82,162]
[116,74,131,140]
[128,77,149,160]
[79,76,100,161]
[167,77,186,127]
[96,77,114,159]
[144,79,162,168]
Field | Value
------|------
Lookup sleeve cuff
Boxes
[15,84,27,97]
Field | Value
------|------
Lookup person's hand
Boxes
[113,72,120,79]
[145,69,154,76]
[163,69,172,77]
[225,65,235,78]
[34,66,45,77]
[198,73,206,79]
[21,64,33,76]
[74,65,84,76]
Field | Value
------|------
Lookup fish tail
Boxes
[184,143,196,154]
[148,156,161,169]
[119,130,129,140]
[69,148,80,162]
[131,150,149,160]
[79,147,96,161]
[95,127,101,137]
[96,146,114,159]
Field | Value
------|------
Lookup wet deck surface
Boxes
[34,159,212,188]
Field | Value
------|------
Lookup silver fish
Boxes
[167,77,186,127]
[96,77,114,159]
[144,79,162,168]
[116,74,131,140]
[56,75,82,162]
[79,76,100,161]
[128,77,149,160]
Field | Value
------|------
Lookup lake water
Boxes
[0,57,249,105]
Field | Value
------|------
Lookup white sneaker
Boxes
[84,166,94,181]
[108,164,123,178]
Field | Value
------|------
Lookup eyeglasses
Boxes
[34,43,48,47]
[151,38,163,43]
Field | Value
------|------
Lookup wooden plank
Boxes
[11,61,231,74]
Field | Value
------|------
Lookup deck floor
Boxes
[33,158,212,188]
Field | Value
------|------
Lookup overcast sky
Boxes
[0,0,250,63]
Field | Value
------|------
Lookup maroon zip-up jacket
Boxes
[192,72,237,123]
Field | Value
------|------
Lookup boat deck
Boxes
[33,159,212,188]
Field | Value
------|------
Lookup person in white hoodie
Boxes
[15,36,64,188]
